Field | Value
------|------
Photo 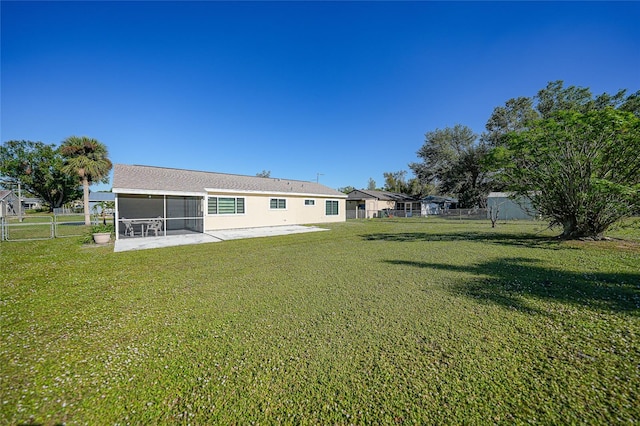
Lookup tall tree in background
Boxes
[485,81,640,239]
[483,97,538,147]
[0,140,81,210]
[367,177,376,191]
[60,136,112,225]
[383,171,408,194]
[410,124,492,207]
[256,170,271,178]
[339,185,355,194]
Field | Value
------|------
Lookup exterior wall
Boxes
[367,199,394,217]
[345,199,396,219]
[0,193,19,217]
[205,192,345,231]
[487,195,536,220]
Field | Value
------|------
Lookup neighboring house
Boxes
[486,192,537,220]
[22,197,44,210]
[89,192,115,214]
[346,189,420,218]
[0,190,18,217]
[112,164,346,239]
[420,195,459,216]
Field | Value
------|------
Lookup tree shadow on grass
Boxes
[363,231,565,250]
[385,258,640,315]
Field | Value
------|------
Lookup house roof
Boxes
[347,189,416,202]
[89,192,115,202]
[422,195,459,203]
[0,190,14,201]
[22,197,43,203]
[112,164,346,198]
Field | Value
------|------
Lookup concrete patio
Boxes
[113,225,328,252]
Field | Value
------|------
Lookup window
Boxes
[326,200,339,216]
[270,198,286,209]
[304,199,315,206]
[208,197,245,214]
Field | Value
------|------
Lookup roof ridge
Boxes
[113,164,345,197]
[116,163,316,184]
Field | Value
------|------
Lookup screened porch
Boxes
[116,194,204,239]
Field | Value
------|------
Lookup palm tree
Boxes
[60,136,113,225]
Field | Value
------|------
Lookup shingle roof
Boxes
[347,189,417,202]
[422,195,458,203]
[112,164,346,197]
[89,192,115,202]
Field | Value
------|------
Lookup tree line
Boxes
[0,136,112,225]
[354,81,640,239]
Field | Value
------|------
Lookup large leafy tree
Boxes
[485,81,639,239]
[60,136,112,225]
[0,140,81,211]
[490,108,640,239]
[483,80,639,146]
[410,124,493,207]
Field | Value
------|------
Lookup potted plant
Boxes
[91,223,114,244]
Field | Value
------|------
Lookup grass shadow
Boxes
[385,258,640,315]
[364,231,565,250]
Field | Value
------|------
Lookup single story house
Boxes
[112,164,346,239]
[421,195,458,215]
[346,189,420,218]
[22,197,44,211]
[486,192,537,220]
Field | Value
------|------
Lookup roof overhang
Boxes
[113,188,206,197]
[204,188,348,198]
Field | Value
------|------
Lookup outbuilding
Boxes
[112,164,346,239]
[0,190,18,217]
[486,192,537,220]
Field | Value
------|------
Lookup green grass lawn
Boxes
[1,218,639,424]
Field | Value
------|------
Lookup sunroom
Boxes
[115,193,204,239]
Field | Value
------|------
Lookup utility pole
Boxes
[316,173,324,183]
[17,181,23,222]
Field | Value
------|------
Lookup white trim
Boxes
[114,187,347,199]
[114,196,120,240]
[114,188,206,197]
[204,187,347,198]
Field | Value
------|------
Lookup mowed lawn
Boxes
[1,218,639,425]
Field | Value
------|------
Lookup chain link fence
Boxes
[347,208,490,220]
[1,213,113,241]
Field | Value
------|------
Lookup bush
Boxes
[91,223,114,234]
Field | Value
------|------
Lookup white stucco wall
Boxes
[205,192,345,231]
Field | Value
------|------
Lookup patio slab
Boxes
[114,225,328,252]
[210,225,328,241]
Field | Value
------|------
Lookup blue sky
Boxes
[2,1,639,192]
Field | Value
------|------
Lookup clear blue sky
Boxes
[2,1,639,191]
